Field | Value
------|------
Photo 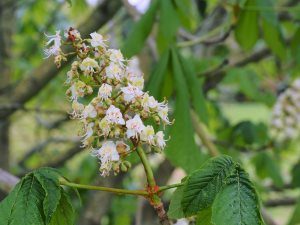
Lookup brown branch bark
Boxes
[0,0,122,120]
[0,169,20,194]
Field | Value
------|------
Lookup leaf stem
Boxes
[59,179,148,196]
[158,183,184,192]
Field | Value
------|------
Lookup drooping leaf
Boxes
[181,155,236,216]
[49,189,75,225]
[146,49,170,99]
[0,174,46,225]
[122,0,159,58]
[157,0,179,51]
[165,48,207,173]
[178,54,208,125]
[174,0,199,31]
[256,0,286,60]
[291,28,300,64]
[291,161,300,187]
[288,196,300,225]
[34,168,62,224]
[196,208,213,225]
[234,0,259,50]
[168,186,185,219]
[252,152,283,187]
[211,167,263,225]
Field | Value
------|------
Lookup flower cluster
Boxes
[270,79,300,141]
[46,28,171,176]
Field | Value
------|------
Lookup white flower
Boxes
[116,141,130,154]
[271,118,283,129]
[80,57,99,75]
[99,117,111,136]
[121,84,144,102]
[68,81,86,101]
[82,122,94,147]
[158,105,171,124]
[81,104,97,119]
[90,32,107,48]
[71,100,84,117]
[126,114,145,138]
[105,63,123,80]
[93,141,120,176]
[44,30,61,58]
[98,83,112,100]
[285,127,297,139]
[128,75,144,90]
[64,28,81,40]
[142,93,158,111]
[155,131,166,149]
[108,49,124,66]
[140,125,155,145]
[105,105,125,125]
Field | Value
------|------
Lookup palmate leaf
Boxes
[211,166,263,225]
[34,168,62,224]
[181,155,236,216]
[121,0,159,58]
[0,168,75,225]
[0,174,46,225]
[196,208,213,225]
[49,189,74,225]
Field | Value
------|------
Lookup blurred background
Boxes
[1,0,300,224]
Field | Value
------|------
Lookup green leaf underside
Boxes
[165,48,207,173]
[235,0,259,50]
[49,189,74,225]
[121,0,159,58]
[168,186,185,219]
[211,167,263,225]
[0,174,46,225]
[181,155,235,216]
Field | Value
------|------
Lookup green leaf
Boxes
[252,152,283,187]
[146,49,170,99]
[256,0,286,59]
[168,186,185,219]
[181,155,236,216]
[196,208,213,225]
[174,0,199,31]
[49,189,75,225]
[121,0,159,58]
[234,0,259,50]
[291,161,300,187]
[288,196,300,225]
[0,174,46,225]
[211,167,263,225]
[157,0,179,50]
[178,55,209,125]
[34,168,62,224]
[165,48,207,173]
[291,28,300,64]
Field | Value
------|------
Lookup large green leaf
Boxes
[288,196,300,225]
[165,49,207,173]
[34,168,62,224]
[0,174,46,225]
[121,0,159,58]
[49,190,74,225]
[234,0,259,50]
[157,0,179,51]
[181,155,236,216]
[168,186,185,219]
[146,49,170,99]
[211,167,263,225]
[178,55,208,125]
